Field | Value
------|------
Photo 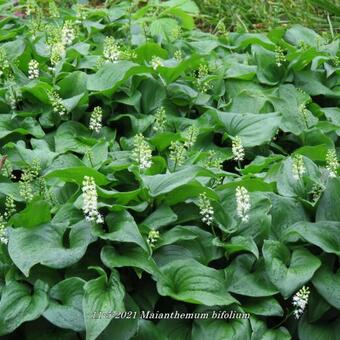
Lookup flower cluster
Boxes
[132,134,153,170]
[215,21,226,35]
[0,195,16,245]
[28,59,39,79]
[147,229,160,248]
[292,286,310,319]
[311,183,324,203]
[184,126,199,149]
[0,48,10,79]
[50,42,66,69]
[0,216,8,245]
[198,192,214,225]
[292,154,305,180]
[236,186,251,223]
[174,50,182,62]
[38,177,57,206]
[48,0,60,18]
[326,149,338,178]
[25,0,38,16]
[1,158,15,179]
[153,107,167,132]
[89,106,103,133]
[61,21,76,46]
[6,88,17,110]
[205,150,223,169]
[82,176,103,223]
[151,56,163,70]
[299,103,311,128]
[74,4,87,23]
[275,46,286,67]
[19,160,40,202]
[48,90,67,116]
[103,37,121,62]
[194,64,211,93]
[232,136,245,162]
[4,196,16,219]
[169,141,187,169]
[172,26,182,40]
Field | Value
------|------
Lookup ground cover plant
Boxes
[0,0,339,339]
[195,0,340,34]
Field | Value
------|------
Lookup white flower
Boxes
[82,176,103,224]
[326,149,338,178]
[194,64,211,93]
[132,134,152,170]
[0,215,8,245]
[275,46,286,67]
[48,90,66,116]
[0,48,10,78]
[169,141,186,169]
[184,126,199,149]
[292,286,310,319]
[174,50,182,62]
[147,229,159,248]
[61,22,76,46]
[50,42,66,67]
[28,59,39,79]
[232,136,245,162]
[4,195,15,219]
[151,56,163,70]
[19,160,40,202]
[89,106,103,133]
[153,107,166,132]
[103,37,120,62]
[7,91,16,110]
[236,186,251,223]
[198,192,214,226]
[292,154,305,180]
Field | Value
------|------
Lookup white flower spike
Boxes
[82,176,103,224]
[236,186,251,223]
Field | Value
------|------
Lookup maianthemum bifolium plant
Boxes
[0,0,339,339]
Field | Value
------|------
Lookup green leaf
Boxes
[298,314,340,340]
[10,199,51,228]
[213,236,259,259]
[93,211,148,252]
[156,225,199,248]
[210,109,281,147]
[262,240,321,298]
[22,81,53,104]
[157,258,238,306]
[284,221,340,256]
[0,115,44,140]
[252,45,284,85]
[149,18,179,41]
[8,221,96,276]
[83,269,125,340]
[192,312,251,340]
[316,178,340,221]
[312,255,340,310]
[141,204,177,229]
[142,166,215,197]
[276,156,320,198]
[225,254,278,297]
[101,245,160,276]
[54,121,96,154]
[87,61,148,93]
[266,193,309,239]
[43,277,85,332]
[0,281,48,335]
[243,297,283,317]
[44,166,109,186]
